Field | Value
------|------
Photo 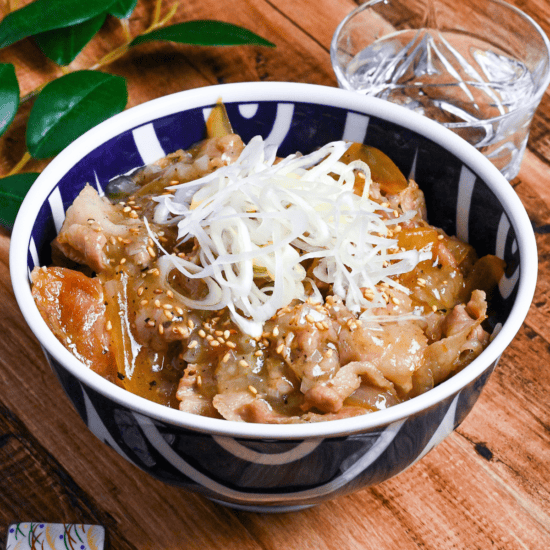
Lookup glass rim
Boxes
[330,0,550,113]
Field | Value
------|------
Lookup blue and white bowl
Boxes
[10,82,537,512]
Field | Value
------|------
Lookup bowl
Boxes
[10,82,537,512]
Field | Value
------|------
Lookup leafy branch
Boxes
[0,0,274,227]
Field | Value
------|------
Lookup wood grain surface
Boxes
[1,1,550,549]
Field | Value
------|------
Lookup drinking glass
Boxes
[330,0,550,180]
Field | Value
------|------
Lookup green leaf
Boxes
[109,0,138,19]
[0,173,39,228]
[34,13,107,66]
[27,70,128,159]
[0,0,116,50]
[130,21,275,48]
[0,63,19,138]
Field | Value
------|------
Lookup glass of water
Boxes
[330,0,550,180]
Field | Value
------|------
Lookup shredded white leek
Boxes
[153,137,431,337]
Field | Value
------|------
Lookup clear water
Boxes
[344,29,538,179]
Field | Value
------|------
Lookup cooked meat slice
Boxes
[53,185,152,274]
[338,319,427,394]
[303,360,394,413]
[270,303,340,393]
[31,266,117,382]
[240,399,367,424]
[212,391,257,421]
[412,290,489,394]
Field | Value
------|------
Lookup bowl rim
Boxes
[10,81,538,439]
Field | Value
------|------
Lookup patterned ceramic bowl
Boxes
[10,82,537,512]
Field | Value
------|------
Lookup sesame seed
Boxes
[198,329,206,338]
[224,330,231,339]
[137,286,145,296]
[164,310,173,320]
[206,335,214,341]
[217,337,225,344]
[154,289,163,294]
[239,360,249,368]
[167,290,174,298]
[154,299,161,308]
[147,319,156,327]
[305,314,315,323]
[417,278,427,286]
[394,225,402,232]
[432,305,438,312]
[158,324,164,335]
[209,340,220,347]
[175,307,184,315]
[106,321,112,331]
[272,327,279,337]
[276,343,284,354]
[110,236,117,245]
[129,211,138,219]
[188,320,195,330]
[119,258,126,265]
[188,340,198,349]
[196,375,202,387]
[123,206,132,213]
[392,297,401,305]
[248,385,258,395]
[226,342,237,349]
[140,299,148,306]
[254,350,263,356]
[315,321,325,330]
[147,246,156,258]
[325,349,333,358]
[222,352,231,363]
[162,304,173,310]
[438,234,444,240]
[215,330,224,337]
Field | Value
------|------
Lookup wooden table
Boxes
[1,1,550,548]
